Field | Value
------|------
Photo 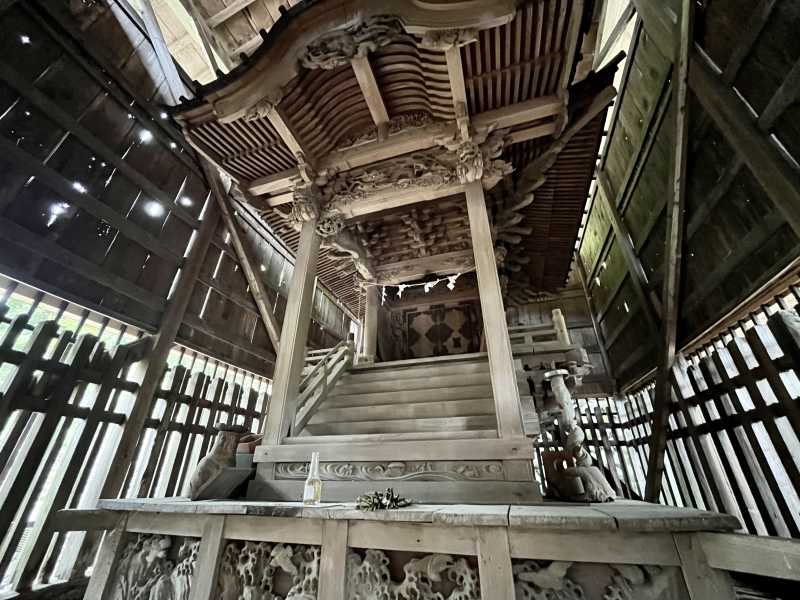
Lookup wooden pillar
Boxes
[465,182,524,439]
[362,286,379,362]
[262,219,321,444]
[646,0,692,502]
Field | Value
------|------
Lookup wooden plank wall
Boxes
[0,277,270,592]
[619,282,800,538]
[0,0,353,377]
[578,1,800,386]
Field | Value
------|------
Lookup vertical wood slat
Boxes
[476,526,514,600]
[318,520,348,600]
[189,516,227,600]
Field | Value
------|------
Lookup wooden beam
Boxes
[206,0,256,28]
[689,49,800,239]
[329,182,466,219]
[212,181,282,352]
[594,2,635,68]
[558,0,585,92]
[0,59,200,228]
[351,55,390,139]
[445,46,470,139]
[247,96,563,196]
[596,172,660,335]
[100,5,221,500]
[645,0,692,503]
[0,135,182,266]
[140,0,189,103]
[0,218,166,313]
[186,0,221,73]
[374,249,475,284]
[233,34,262,57]
[264,105,309,161]
[697,532,800,582]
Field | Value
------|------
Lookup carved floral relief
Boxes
[217,541,320,600]
[346,549,480,599]
[109,534,198,600]
[274,460,504,481]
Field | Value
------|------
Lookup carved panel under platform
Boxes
[217,541,320,599]
[346,549,480,599]
[109,534,199,600]
[274,460,504,481]
[513,560,688,600]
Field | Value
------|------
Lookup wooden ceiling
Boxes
[173,0,613,312]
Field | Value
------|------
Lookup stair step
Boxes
[324,385,495,408]
[309,398,495,424]
[346,360,491,382]
[304,415,498,436]
[351,352,487,371]
[332,372,491,395]
[286,429,498,444]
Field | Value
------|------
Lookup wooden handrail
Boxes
[293,340,354,434]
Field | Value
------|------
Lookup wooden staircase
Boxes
[296,353,536,438]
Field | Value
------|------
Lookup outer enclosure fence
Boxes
[0,277,270,593]
[614,287,800,540]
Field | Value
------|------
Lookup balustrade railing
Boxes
[293,340,355,433]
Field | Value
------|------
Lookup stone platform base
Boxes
[86,497,742,600]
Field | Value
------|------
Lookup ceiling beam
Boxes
[207,0,257,28]
[374,249,475,284]
[246,95,563,196]
[445,46,470,139]
[351,55,390,139]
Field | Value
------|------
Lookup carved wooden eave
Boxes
[174,0,518,124]
[171,0,606,311]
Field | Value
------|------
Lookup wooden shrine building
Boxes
[0,1,798,599]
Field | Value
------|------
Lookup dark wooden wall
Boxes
[579,1,800,387]
[0,0,352,377]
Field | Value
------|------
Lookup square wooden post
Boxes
[362,286,379,362]
[262,219,321,444]
[465,182,524,439]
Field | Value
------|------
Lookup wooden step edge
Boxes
[350,352,489,372]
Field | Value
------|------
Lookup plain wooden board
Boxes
[223,515,322,544]
[698,532,800,582]
[348,521,477,555]
[509,505,617,530]
[256,438,534,462]
[509,530,681,566]
[247,479,542,504]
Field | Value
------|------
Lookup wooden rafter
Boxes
[350,55,390,140]
[445,46,470,140]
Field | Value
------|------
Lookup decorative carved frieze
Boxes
[346,549,480,599]
[217,540,320,599]
[110,534,198,600]
[419,28,479,50]
[301,16,405,70]
[326,150,459,206]
[274,460,504,481]
[338,111,436,149]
